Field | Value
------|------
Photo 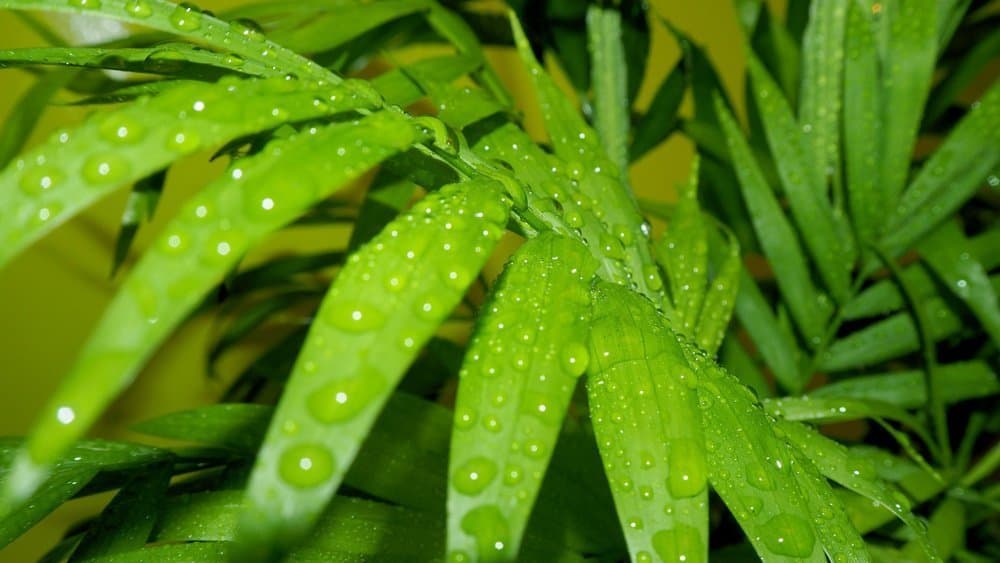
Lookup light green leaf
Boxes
[267,0,429,55]
[426,4,512,108]
[656,159,708,335]
[924,25,1000,126]
[715,93,832,345]
[808,361,999,408]
[902,498,962,561]
[630,60,684,162]
[688,352,825,562]
[0,0,331,82]
[0,68,76,168]
[878,0,938,209]
[237,179,509,560]
[918,221,1000,345]
[587,4,631,183]
[747,55,854,302]
[2,111,418,509]
[732,266,803,392]
[348,170,417,252]
[776,420,940,561]
[820,296,963,371]
[0,76,382,269]
[83,543,230,563]
[720,335,772,399]
[695,221,741,355]
[798,0,847,190]
[587,282,708,563]
[844,0,884,244]
[882,79,1000,256]
[447,233,598,561]
[371,54,481,108]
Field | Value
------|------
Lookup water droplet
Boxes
[415,293,448,321]
[560,342,589,377]
[69,0,101,9]
[201,229,247,264]
[306,365,386,423]
[158,231,190,255]
[99,115,144,144]
[324,302,385,332]
[56,405,75,424]
[668,439,707,498]
[652,524,703,562]
[165,127,201,154]
[564,208,584,228]
[123,0,152,17]
[745,463,774,491]
[460,505,510,560]
[482,414,502,432]
[443,267,473,290]
[19,166,63,196]
[278,443,335,488]
[524,440,546,458]
[503,464,523,486]
[170,3,203,31]
[230,18,264,41]
[82,153,130,185]
[453,457,498,495]
[614,224,634,246]
[643,264,663,291]
[455,406,477,430]
[761,514,815,557]
[636,551,653,563]
[742,495,763,515]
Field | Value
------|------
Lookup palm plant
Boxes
[0,0,996,562]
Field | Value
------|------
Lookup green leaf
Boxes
[878,0,939,209]
[765,396,930,441]
[902,498,962,561]
[0,69,76,169]
[0,76,382,269]
[426,4,512,108]
[587,4,631,183]
[808,361,999,408]
[630,60,684,162]
[776,420,940,561]
[715,93,832,345]
[348,169,417,252]
[79,542,230,563]
[656,160,708,335]
[371,54,481,108]
[797,0,847,188]
[924,25,1000,126]
[2,111,418,509]
[0,43,275,79]
[587,282,708,563]
[881,79,1000,256]
[132,403,271,453]
[918,221,1000,345]
[0,0,332,82]
[749,8,801,106]
[68,462,172,560]
[266,0,429,55]
[747,55,855,302]
[447,233,598,561]
[236,179,509,560]
[820,296,963,372]
[688,353,825,562]
[720,335,772,399]
[110,170,167,276]
[695,220,741,355]
[844,0,884,244]
[732,266,802,392]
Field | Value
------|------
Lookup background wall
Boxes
[0,1,758,559]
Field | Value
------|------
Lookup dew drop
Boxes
[68,0,101,9]
[460,505,510,560]
[82,153,130,185]
[325,302,385,332]
[123,0,152,17]
[560,342,589,377]
[452,457,498,495]
[18,166,63,196]
[306,366,386,424]
[652,525,703,562]
[415,293,448,321]
[503,464,523,486]
[158,231,190,255]
[455,406,477,430]
[165,127,201,154]
[99,115,144,145]
[761,514,815,557]
[278,443,335,488]
[745,463,775,491]
[668,439,707,498]
[201,229,247,264]
[170,3,203,31]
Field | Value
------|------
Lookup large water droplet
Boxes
[99,115,144,145]
[668,439,707,498]
[452,457,498,496]
[165,127,201,154]
[123,0,152,18]
[325,302,385,332]
[745,463,774,491]
[19,166,63,196]
[560,342,589,377]
[651,524,703,562]
[306,366,386,423]
[278,443,335,488]
[170,3,203,31]
[82,153,130,185]
[460,505,510,560]
[760,514,815,557]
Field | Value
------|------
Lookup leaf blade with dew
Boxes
[0,0,331,81]
[684,348,825,562]
[447,233,598,562]
[0,43,279,79]
[0,68,77,169]
[877,0,939,210]
[425,3,512,108]
[695,219,741,356]
[797,0,847,193]
[844,0,884,244]
[714,93,832,346]
[764,396,931,440]
[371,54,482,108]
[731,265,803,392]
[67,462,172,561]
[265,0,430,55]
[1,111,419,510]
[237,179,510,561]
[0,76,384,269]
[746,54,854,303]
[808,361,999,409]
[110,170,166,276]
[819,295,963,372]
[586,282,708,563]
[880,79,1000,257]
[508,13,665,304]
[923,23,1000,127]
[630,60,684,162]
[775,419,941,561]
[918,221,1000,346]
[586,3,632,182]
[656,159,708,336]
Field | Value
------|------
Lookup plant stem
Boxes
[961,441,1000,488]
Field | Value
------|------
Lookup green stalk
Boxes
[587,4,633,190]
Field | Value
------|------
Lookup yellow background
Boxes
[0,0,761,559]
